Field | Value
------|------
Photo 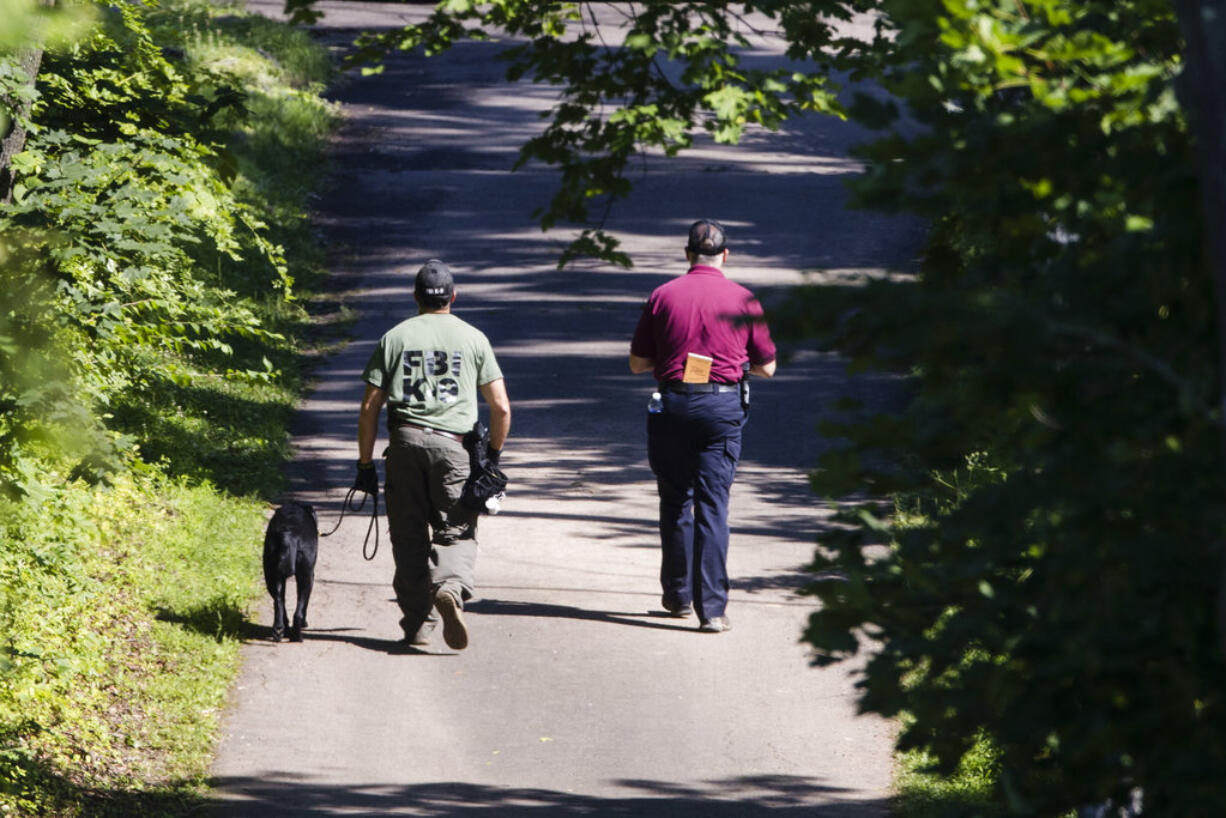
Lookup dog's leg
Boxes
[289,549,315,642]
[271,576,288,642]
[265,529,290,643]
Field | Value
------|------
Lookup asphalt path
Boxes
[210,3,923,815]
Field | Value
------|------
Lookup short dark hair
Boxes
[414,259,453,308]
[686,219,727,256]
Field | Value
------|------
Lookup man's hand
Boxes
[354,460,379,495]
[749,358,777,378]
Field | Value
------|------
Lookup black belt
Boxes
[660,381,740,394]
[390,420,466,443]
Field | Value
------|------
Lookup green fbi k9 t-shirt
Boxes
[362,313,503,435]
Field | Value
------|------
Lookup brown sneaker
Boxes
[434,591,469,650]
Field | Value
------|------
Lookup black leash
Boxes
[320,487,381,560]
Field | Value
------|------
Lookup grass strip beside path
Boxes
[0,2,339,814]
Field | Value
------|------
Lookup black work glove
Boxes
[485,446,502,467]
[354,460,379,495]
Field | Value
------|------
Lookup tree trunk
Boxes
[1172,0,1226,654]
[0,48,44,204]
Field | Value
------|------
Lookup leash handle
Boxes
[320,486,381,560]
[362,491,379,561]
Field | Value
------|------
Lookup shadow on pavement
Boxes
[287,31,920,511]
[209,776,893,816]
[466,597,696,632]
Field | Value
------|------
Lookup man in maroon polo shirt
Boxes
[629,219,777,633]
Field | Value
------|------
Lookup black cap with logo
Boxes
[415,259,454,302]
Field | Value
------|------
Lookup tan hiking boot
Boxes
[434,590,468,650]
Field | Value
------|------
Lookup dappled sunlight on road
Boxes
[213,1,917,814]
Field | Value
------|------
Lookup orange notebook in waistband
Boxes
[682,353,713,384]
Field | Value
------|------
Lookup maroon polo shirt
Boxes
[630,264,777,384]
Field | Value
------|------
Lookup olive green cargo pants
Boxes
[383,424,478,639]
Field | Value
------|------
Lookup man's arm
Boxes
[629,353,654,374]
[480,378,511,452]
[358,384,387,463]
[750,359,777,378]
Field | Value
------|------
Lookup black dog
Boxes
[263,501,318,642]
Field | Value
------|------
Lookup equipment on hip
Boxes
[461,421,508,514]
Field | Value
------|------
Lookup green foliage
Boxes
[0,0,94,56]
[0,0,337,499]
[793,1,1226,815]
[0,1,285,498]
[0,236,121,502]
[0,0,336,812]
[895,730,1007,818]
[0,472,263,816]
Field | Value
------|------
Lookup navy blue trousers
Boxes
[647,390,745,621]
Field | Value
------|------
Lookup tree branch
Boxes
[0,48,44,204]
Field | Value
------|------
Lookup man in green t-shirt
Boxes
[357,260,511,651]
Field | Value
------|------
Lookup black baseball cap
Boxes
[414,259,454,300]
[687,219,727,255]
